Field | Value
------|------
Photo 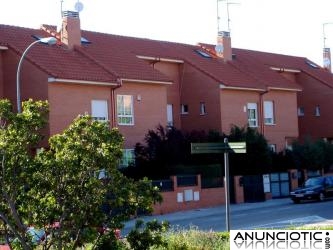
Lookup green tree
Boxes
[228,126,272,175]
[0,99,162,249]
[0,99,49,249]
[130,125,187,179]
[29,115,161,249]
[292,138,333,173]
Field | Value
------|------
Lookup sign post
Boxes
[223,138,231,232]
[191,139,246,231]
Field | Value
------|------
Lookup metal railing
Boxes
[201,177,224,189]
[177,175,197,187]
[152,180,174,192]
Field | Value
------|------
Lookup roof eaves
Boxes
[267,87,302,92]
[219,84,265,92]
[48,77,118,86]
[120,78,173,85]
[137,55,184,64]
[270,67,301,73]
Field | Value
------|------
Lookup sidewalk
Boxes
[124,198,291,231]
[123,197,333,235]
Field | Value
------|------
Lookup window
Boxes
[264,101,274,125]
[91,100,108,121]
[95,169,108,179]
[81,37,91,44]
[181,104,189,114]
[194,49,212,58]
[315,106,320,116]
[268,144,276,152]
[167,104,173,127]
[200,102,206,115]
[119,149,135,168]
[247,103,258,127]
[117,95,134,125]
[298,107,304,116]
[306,61,319,69]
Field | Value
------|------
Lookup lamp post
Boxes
[16,37,57,113]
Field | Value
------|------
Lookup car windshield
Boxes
[305,177,323,187]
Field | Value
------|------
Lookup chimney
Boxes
[323,47,331,72]
[215,31,232,61]
[61,11,81,49]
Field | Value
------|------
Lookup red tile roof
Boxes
[0,24,119,83]
[1,23,333,91]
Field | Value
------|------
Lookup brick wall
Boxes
[153,175,244,215]
[288,169,299,191]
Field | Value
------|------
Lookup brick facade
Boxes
[153,175,244,215]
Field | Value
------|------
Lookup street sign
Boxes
[190,139,246,232]
[191,142,246,154]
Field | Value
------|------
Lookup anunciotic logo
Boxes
[230,230,331,250]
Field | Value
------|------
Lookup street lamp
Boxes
[16,37,57,113]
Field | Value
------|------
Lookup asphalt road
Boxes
[123,197,333,235]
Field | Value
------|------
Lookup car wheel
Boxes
[318,192,325,202]
[293,199,300,204]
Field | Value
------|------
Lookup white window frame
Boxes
[200,102,206,115]
[181,104,189,114]
[117,95,134,125]
[247,103,258,127]
[91,100,108,122]
[298,107,305,116]
[268,144,276,152]
[264,101,275,125]
[119,149,135,168]
[167,104,173,127]
[315,106,320,117]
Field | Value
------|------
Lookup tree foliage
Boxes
[0,99,162,249]
[128,125,275,178]
[0,99,49,249]
[127,125,189,179]
[228,126,272,175]
[292,137,333,173]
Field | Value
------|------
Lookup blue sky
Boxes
[1,0,333,65]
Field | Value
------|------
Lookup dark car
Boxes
[290,175,333,204]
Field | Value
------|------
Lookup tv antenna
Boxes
[60,0,64,16]
[323,22,333,49]
[217,0,240,32]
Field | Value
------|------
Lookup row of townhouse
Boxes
[1,11,333,166]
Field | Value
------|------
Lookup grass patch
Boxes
[294,225,333,230]
[150,226,229,250]
[150,225,331,250]
[84,225,332,249]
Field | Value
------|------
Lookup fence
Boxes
[177,175,197,186]
[152,174,244,215]
[152,179,174,192]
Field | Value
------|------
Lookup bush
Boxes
[94,232,128,250]
[126,220,169,250]
[160,227,229,250]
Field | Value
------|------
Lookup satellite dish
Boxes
[74,1,84,12]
